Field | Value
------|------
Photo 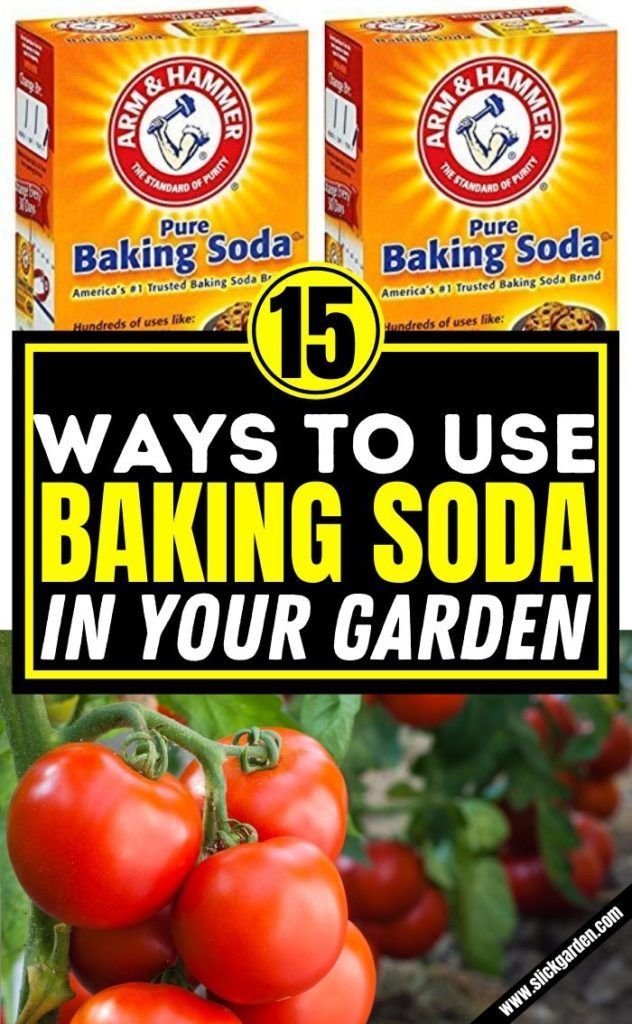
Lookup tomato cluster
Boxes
[338,840,449,962]
[501,698,631,917]
[7,729,376,1024]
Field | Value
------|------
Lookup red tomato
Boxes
[379,694,467,729]
[7,743,202,928]
[225,923,376,1024]
[182,728,348,859]
[358,887,449,959]
[337,840,427,923]
[58,976,91,1024]
[523,696,577,750]
[505,839,603,917]
[70,906,177,992]
[72,984,238,1023]
[172,837,348,1005]
[571,812,615,874]
[571,777,620,819]
[588,715,632,778]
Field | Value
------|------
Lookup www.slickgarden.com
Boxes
[493,898,628,1020]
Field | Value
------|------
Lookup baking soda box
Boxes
[16,8,307,330]
[325,7,617,331]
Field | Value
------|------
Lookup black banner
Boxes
[474,884,632,1022]
[12,331,618,692]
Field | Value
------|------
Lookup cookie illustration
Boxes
[522,301,564,331]
[213,301,253,331]
[550,305,596,331]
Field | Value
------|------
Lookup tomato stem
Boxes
[16,913,73,1024]
[59,701,150,744]
[196,746,232,850]
[60,703,279,851]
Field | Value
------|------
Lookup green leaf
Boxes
[419,695,532,796]
[452,851,517,974]
[343,700,402,777]
[0,725,29,1012]
[561,695,613,766]
[345,811,363,839]
[157,693,293,740]
[569,693,612,725]
[407,799,450,840]
[536,799,580,902]
[292,694,361,761]
[560,731,605,765]
[421,838,458,890]
[340,831,368,862]
[457,798,510,853]
[413,743,499,795]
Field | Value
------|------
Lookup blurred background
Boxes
[347,637,632,1023]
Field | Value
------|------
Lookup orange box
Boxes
[16,8,307,331]
[325,7,617,331]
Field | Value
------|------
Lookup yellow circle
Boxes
[248,263,384,398]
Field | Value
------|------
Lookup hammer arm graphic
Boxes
[456,92,505,134]
[147,93,196,134]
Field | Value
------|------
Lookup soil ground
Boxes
[370,757,632,1023]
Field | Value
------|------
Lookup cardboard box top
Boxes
[327,7,613,43]
[18,7,304,44]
